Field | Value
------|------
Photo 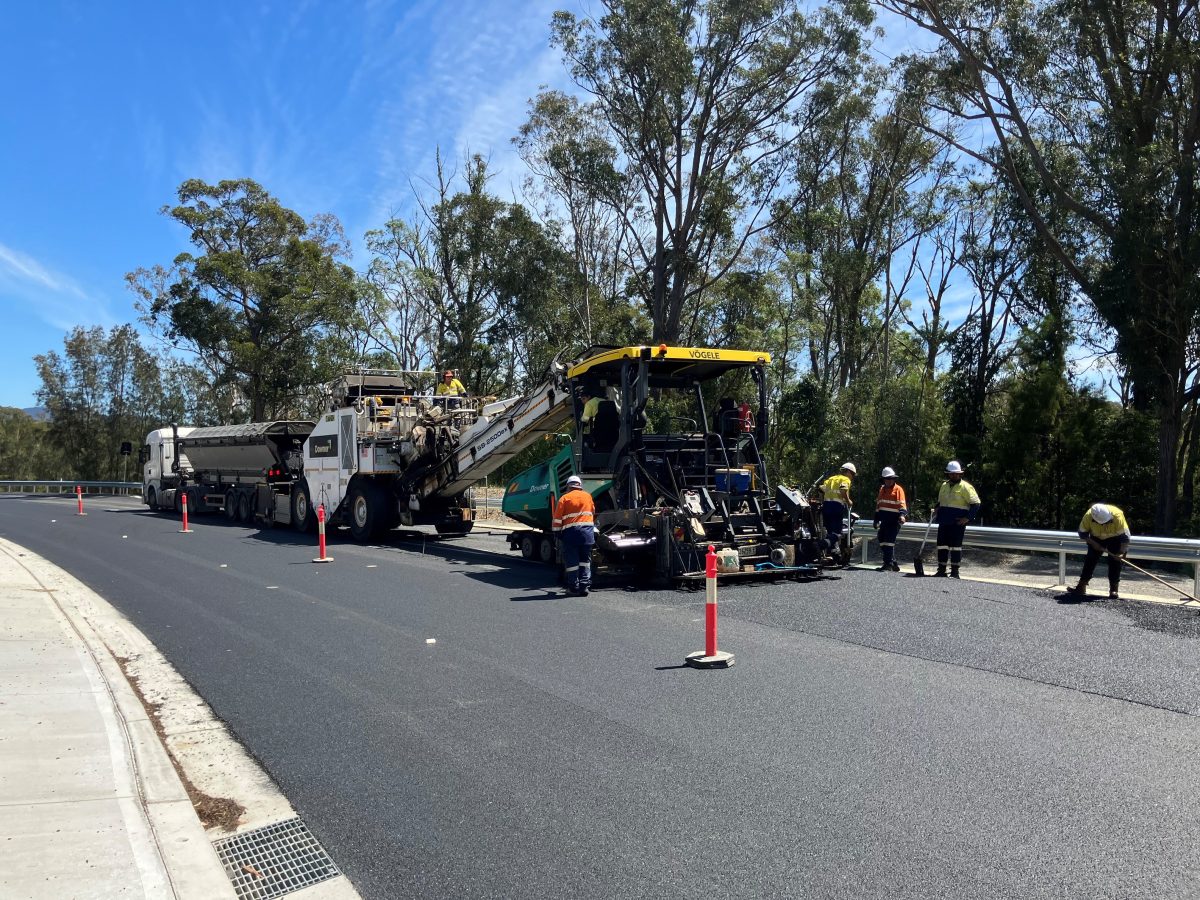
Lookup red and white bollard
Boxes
[178,491,193,533]
[685,544,734,669]
[75,485,86,516]
[312,503,332,563]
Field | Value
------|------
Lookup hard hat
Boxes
[946,460,963,474]
[444,370,454,377]
[881,467,896,478]
[841,462,857,475]
[566,475,583,488]
[1090,503,1113,524]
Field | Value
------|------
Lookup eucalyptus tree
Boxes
[127,178,362,422]
[551,0,873,343]
[878,0,1200,532]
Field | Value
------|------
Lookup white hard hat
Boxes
[841,462,857,475]
[945,460,963,474]
[566,475,583,488]
[1090,503,1113,524]
[881,467,896,478]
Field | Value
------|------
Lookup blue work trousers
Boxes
[559,528,594,591]
[822,501,847,551]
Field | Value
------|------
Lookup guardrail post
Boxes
[1058,544,1067,587]
[1194,562,1199,601]
[861,533,870,565]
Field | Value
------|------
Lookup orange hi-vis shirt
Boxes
[553,489,595,532]
[876,483,908,516]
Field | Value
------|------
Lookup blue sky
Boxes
[0,0,572,408]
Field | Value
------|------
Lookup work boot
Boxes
[1066,583,1087,596]
[950,567,960,579]
[891,561,901,572]
[875,564,889,571]
[1108,587,1119,600]
[933,567,947,577]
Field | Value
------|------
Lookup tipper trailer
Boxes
[141,421,315,525]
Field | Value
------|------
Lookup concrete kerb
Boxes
[0,537,237,900]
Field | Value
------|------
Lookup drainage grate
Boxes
[213,817,340,900]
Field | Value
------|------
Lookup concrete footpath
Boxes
[0,537,239,899]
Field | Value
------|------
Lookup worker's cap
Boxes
[840,462,857,475]
[945,460,963,474]
[881,466,896,478]
[1090,503,1113,524]
[566,475,583,488]
[443,370,454,377]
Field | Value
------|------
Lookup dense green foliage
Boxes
[5,0,1195,536]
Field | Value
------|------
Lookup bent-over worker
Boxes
[1068,503,1131,599]
[820,462,856,555]
[553,475,595,596]
[874,467,908,572]
[933,460,980,578]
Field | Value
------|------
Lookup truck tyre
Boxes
[237,491,252,523]
[173,489,183,515]
[291,482,316,533]
[519,534,536,559]
[538,535,555,564]
[146,487,157,510]
[224,489,237,521]
[348,482,382,543]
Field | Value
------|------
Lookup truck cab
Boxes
[141,426,194,510]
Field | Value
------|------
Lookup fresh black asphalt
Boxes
[3,494,1199,899]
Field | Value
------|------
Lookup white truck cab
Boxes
[141,426,194,509]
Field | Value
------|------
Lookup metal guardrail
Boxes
[857,520,1200,594]
[0,480,142,496]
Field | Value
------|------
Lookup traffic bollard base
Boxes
[179,528,193,533]
[311,557,334,563]
[685,650,735,669]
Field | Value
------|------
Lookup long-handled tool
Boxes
[913,510,935,576]
[1085,537,1200,606]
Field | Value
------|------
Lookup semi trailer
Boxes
[141,421,315,525]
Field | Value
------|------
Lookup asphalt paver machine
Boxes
[503,345,824,585]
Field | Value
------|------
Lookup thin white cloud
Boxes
[0,241,117,331]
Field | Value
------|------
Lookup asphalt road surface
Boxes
[4,493,1199,899]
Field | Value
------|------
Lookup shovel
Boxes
[913,510,935,576]
[1085,537,1200,606]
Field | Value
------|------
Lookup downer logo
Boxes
[309,435,339,458]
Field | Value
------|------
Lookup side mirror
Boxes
[137,446,149,465]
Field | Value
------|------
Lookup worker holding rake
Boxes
[1067,503,1131,599]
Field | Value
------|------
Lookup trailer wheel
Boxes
[519,534,536,559]
[224,490,237,521]
[291,483,315,532]
[538,535,555,564]
[236,491,252,523]
[348,482,381,543]
[173,490,183,515]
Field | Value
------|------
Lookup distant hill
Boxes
[21,407,49,421]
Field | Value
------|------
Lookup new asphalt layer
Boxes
[2,493,1198,899]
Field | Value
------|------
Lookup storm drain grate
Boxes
[213,817,340,899]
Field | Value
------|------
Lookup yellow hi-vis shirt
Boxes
[937,479,980,510]
[436,378,465,396]
[581,396,600,430]
[1079,505,1131,541]
[821,473,852,506]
